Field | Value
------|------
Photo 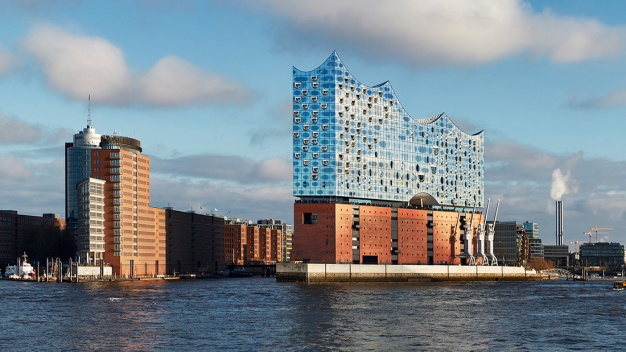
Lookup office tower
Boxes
[65,121,102,237]
[89,138,166,275]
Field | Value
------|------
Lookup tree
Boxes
[527,257,554,271]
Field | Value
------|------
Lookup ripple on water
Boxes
[0,278,624,350]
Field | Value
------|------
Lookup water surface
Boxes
[0,278,622,351]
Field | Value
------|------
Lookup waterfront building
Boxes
[489,221,517,264]
[516,224,529,266]
[164,208,225,275]
[523,222,538,239]
[257,219,291,261]
[0,210,66,269]
[89,139,166,276]
[294,203,483,265]
[292,52,485,265]
[246,225,260,262]
[225,222,247,265]
[580,242,624,268]
[65,121,102,238]
[76,178,106,264]
[225,219,283,264]
[543,245,569,267]
[293,52,484,207]
[529,238,544,259]
[524,222,544,258]
[64,117,167,275]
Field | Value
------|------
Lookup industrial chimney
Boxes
[555,200,563,245]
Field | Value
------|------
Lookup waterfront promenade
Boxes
[277,263,543,282]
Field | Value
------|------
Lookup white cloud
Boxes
[151,154,292,184]
[485,139,626,246]
[261,0,626,67]
[0,44,18,75]
[569,89,626,109]
[23,25,251,107]
[150,177,293,222]
[0,156,65,215]
[0,113,72,145]
[0,155,32,179]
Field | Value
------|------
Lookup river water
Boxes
[0,278,623,351]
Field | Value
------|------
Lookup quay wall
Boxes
[277,263,541,282]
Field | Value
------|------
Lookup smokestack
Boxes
[555,200,563,246]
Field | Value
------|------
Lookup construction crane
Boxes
[592,226,613,243]
[569,241,586,252]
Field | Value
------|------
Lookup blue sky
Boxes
[1,0,626,249]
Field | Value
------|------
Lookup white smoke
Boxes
[550,168,579,201]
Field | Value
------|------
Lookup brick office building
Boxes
[68,120,166,276]
[88,141,166,276]
[164,209,225,275]
[225,223,246,265]
[257,219,291,262]
[293,203,483,265]
[0,211,66,269]
[225,220,283,264]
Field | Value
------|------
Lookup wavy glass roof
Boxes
[292,52,484,207]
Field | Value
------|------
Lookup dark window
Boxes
[303,213,318,225]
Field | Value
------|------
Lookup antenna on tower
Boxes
[87,94,92,127]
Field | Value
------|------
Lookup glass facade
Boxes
[65,124,102,223]
[66,147,95,221]
[580,242,625,267]
[524,222,539,239]
[293,52,484,207]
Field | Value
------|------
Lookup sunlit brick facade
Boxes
[88,145,166,276]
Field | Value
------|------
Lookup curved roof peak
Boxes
[295,52,483,137]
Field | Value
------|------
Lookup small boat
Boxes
[613,281,626,290]
[229,266,253,277]
[213,269,229,278]
[195,268,213,279]
[4,252,36,279]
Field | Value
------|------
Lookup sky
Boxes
[1,0,626,249]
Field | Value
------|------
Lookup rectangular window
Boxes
[303,213,317,225]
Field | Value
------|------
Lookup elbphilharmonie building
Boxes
[293,52,484,208]
[292,53,487,265]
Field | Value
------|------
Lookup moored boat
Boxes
[4,252,36,279]
[613,281,626,290]
[213,269,229,278]
[229,266,253,277]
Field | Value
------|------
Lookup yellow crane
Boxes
[592,226,613,243]
[569,241,586,252]
[583,226,613,243]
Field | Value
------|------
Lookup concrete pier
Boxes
[277,263,543,282]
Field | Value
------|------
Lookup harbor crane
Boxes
[475,199,490,265]
[486,199,500,266]
[458,199,477,265]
